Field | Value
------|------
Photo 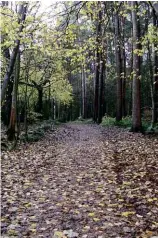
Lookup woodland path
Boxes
[1,123,158,238]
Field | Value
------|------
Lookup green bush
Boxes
[27,111,43,124]
[101,115,151,130]
[101,116,116,126]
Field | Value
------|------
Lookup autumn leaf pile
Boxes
[1,124,158,237]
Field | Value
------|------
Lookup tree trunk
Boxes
[98,52,105,124]
[121,16,127,117]
[131,1,142,132]
[7,51,20,141]
[152,9,158,125]
[115,11,122,121]
[93,4,102,123]
[1,3,28,104]
[81,64,87,119]
[37,87,43,113]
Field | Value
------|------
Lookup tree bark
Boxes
[81,64,87,119]
[131,1,142,132]
[37,87,43,113]
[115,11,122,121]
[7,51,20,141]
[98,51,105,124]
[93,4,102,123]
[152,8,158,125]
[121,16,127,117]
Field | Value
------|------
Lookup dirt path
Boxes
[1,123,158,238]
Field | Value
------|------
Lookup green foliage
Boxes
[146,124,158,134]
[27,111,43,124]
[20,119,54,142]
[101,116,116,127]
[101,116,152,131]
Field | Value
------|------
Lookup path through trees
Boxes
[1,124,158,237]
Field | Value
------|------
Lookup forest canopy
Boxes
[1,1,158,143]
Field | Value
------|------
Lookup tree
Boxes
[131,1,142,132]
[115,5,123,122]
[1,2,28,104]
[93,2,102,123]
[7,51,20,141]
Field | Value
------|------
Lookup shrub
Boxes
[27,111,43,124]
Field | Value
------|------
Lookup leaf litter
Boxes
[1,123,158,237]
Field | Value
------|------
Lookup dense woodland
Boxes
[1,2,158,237]
[1,1,158,144]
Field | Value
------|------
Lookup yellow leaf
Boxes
[108,180,113,183]
[88,212,95,217]
[118,199,124,202]
[98,203,104,207]
[8,230,17,235]
[123,181,131,186]
[84,225,90,230]
[153,222,158,226]
[93,217,100,222]
[148,198,157,202]
[31,223,37,228]
[24,202,32,208]
[121,211,135,217]
[54,231,65,238]
[74,210,80,214]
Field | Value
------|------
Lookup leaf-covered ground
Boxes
[1,123,158,238]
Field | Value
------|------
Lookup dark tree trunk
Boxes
[37,87,43,113]
[1,77,13,126]
[81,65,87,119]
[7,51,20,141]
[98,52,105,124]
[152,9,158,124]
[115,11,122,121]
[131,1,142,132]
[121,17,127,117]
[93,5,102,123]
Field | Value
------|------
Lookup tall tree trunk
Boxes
[121,16,127,117]
[7,51,20,141]
[131,1,142,132]
[152,9,158,125]
[81,64,87,119]
[115,11,122,121]
[93,4,102,123]
[1,3,28,104]
[98,51,105,124]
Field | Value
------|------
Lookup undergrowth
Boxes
[101,116,158,133]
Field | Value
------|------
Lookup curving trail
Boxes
[1,123,158,237]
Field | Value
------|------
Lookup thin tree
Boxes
[115,8,122,122]
[93,3,102,123]
[131,1,142,132]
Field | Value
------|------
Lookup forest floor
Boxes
[1,123,158,238]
